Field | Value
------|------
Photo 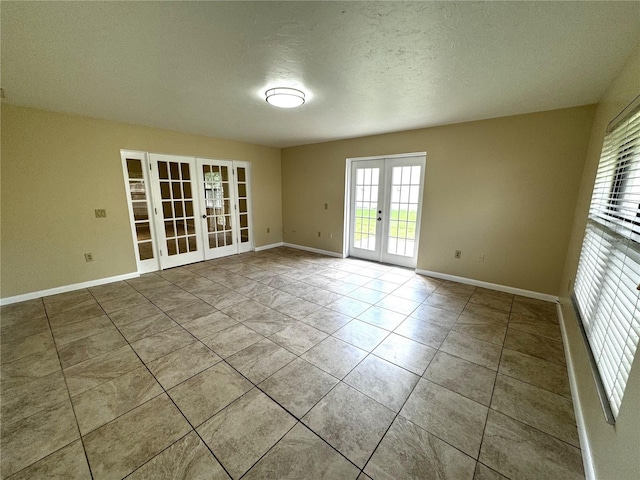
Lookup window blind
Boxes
[573,96,640,422]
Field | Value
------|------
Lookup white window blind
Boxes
[573,96,640,422]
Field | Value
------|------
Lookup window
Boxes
[573,96,640,422]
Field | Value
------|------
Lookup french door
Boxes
[348,154,425,268]
[121,151,252,272]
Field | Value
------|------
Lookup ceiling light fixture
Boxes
[265,87,305,108]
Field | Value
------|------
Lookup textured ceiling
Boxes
[2,1,639,148]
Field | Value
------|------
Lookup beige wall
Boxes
[1,105,282,298]
[558,47,640,479]
[282,106,595,295]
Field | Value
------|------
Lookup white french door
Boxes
[196,159,252,259]
[348,154,425,268]
[121,151,253,272]
[149,154,204,269]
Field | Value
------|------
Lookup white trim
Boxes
[414,269,559,303]
[282,243,344,258]
[0,272,140,306]
[556,303,596,480]
[254,242,284,252]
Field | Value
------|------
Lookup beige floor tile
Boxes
[243,309,298,335]
[168,362,252,426]
[243,423,359,479]
[260,358,339,418]
[1,331,56,364]
[44,293,97,317]
[452,316,507,345]
[202,324,264,358]
[503,327,566,365]
[490,374,579,447]
[394,316,450,349]
[227,338,296,383]
[375,295,422,316]
[433,281,476,299]
[440,331,502,370]
[409,304,460,328]
[99,291,150,314]
[390,286,430,303]
[303,382,395,468]
[499,348,570,397]
[344,355,419,412]
[130,327,195,363]
[128,431,230,479]
[107,302,164,327]
[425,293,468,313]
[72,366,163,435]
[461,303,510,324]
[83,394,191,480]
[57,328,128,368]
[479,410,584,480]
[511,297,557,321]
[221,299,272,322]
[301,336,368,379]
[365,416,476,480]
[1,370,69,425]
[333,320,389,351]
[269,321,328,355]
[357,305,407,331]
[1,299,46,327]
[474,462,509,480]
[372,333,436,375]
[469,291,513,312]
[400,379,488,458]
[147,341,221,389]
[298,308,352,334]
[509,313,562,341]
[181,311,238,340]
[1,316,51,344]
[1,348,61,390]
[6,440,91,480]
[64,345,143,396]
[51,315,114,345]
[118,313,177,342]
[162,299,218,324]
[198,388,297,479]
[423,351,497,406]
[0,399,79,478]
[276,298,323,320]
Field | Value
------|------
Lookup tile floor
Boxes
[0,247,585,479]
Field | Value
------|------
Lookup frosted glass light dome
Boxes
[265,87,305,108]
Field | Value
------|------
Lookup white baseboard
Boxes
[415,269,559,303]
[0,272,140,306]
[556,303,595,480]
[282,243,344,258]
[254,242,284,252]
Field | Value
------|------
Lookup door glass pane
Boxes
[161,161,198,256]
[354,167,379,251]
[387,165,420,257]
[125,158,154,262]
[203,164,234,250]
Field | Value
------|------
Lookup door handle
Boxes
[377,217,382,221]
[202,215,206,219]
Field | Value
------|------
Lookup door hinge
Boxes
[154,207,157,215]
[159,249,163,256]
[149,162,152,171]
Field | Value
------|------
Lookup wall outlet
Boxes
[84,253,93,262]
[94,209,107,218]
[318,231,321,237]
[324,203,328,210]
[455,250,462,259]
[329,233,333,239]
[478,253,485,262]
[267,227,270,233]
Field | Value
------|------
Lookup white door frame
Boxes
[121,150,254,273]
[344,152,426,268]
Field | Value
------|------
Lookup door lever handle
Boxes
[377,217,382,221]
[202,215,206,219]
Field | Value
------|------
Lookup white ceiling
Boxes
[2,1,639,148]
